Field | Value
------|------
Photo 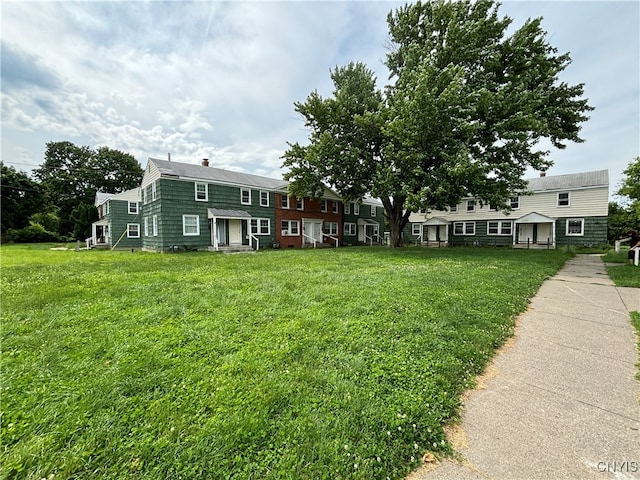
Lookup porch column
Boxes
[212,217,218,251]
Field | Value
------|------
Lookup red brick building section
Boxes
[275,193,343,248]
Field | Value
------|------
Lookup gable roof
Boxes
[526,169,608,193]
[148,158,287,190]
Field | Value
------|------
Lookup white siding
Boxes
[141,162,162,189]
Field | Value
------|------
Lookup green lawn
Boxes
[1,245,570,480]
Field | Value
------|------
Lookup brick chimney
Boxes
[202,158,209,167]
[540,170,547,177]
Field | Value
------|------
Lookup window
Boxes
[454,222,475,235]
[151,182,157,201]
[105,201,110,215]
[449,205,457,213]
[281,220,299,236]
[510,196,520,209]
[251,218,270,235]
[370,205,376,217]
[296,197,304,210]
[332,201,339,214]
[127,223,140,238]
[144,217,149,236]
[281,195,290,209]
[344,203,350,214]
[466,200,476,212]
[566,218,584,236]
[142,188,147,205]
[557,192,570,207]
[152,215,158,236]
[323,222,338,235]
[353,203,360,215]
[488,221,512,235]
[344,223,356,236]
[241,188,251,205]
[195,183,208,201]
[321,199,328,212]
[128,201,138,214]
[412,223,422,235]
[182,215,200,236]
[260,191,269,207]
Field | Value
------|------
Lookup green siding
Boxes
[556,216,608,248]
[140,178,276,251]
[343,202,385,245]
[107,199,142,249]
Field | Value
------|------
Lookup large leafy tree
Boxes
[283,0,593,247]
[611,156,640,238]
[0,162,47,238]
[33,141,143,237]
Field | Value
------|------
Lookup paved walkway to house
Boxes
[410,255,640,480]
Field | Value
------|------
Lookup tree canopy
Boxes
[33,141,143,236]
[0,162,47,236]
[283,0,593,247]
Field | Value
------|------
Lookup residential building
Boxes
[405,169,609,248]
[91,188,142,249]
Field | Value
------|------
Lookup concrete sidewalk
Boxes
[411,255,640,480]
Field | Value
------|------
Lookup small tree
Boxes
[0,162,47,240]
[283,0,593,247]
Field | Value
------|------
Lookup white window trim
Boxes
[321,199,328,212]
[142,188,147,205]
[241,188,251,205]
[332,201,339,214]
[182,215,200,236]
[344,223,356,236]
[344,203,350,214]
[127,223,140,238]
[557,192,570,207]
[370,205,376,217]
[152,215,158,236]
[296,198,304,210]
[466,200,476,213]
[454,221,475,235]
[487,220,513,236]
[143,217,149,236]
[353,203,360,216]
[281,195,290,209]
[323,222,338,236]
[151,182,157,201]
[449,205,458,213]
[251,218,271,235]
[128,201,138,214]
[281,220,300,236]
[195,182,208,202]
[412,223,422,235]
[566,218,584,236]
[510,196,520,210]
[260,191,269,207]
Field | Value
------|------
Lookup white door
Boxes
[537,223,551,244]
[519,224,533,244]
[229,219,242,245]
[303,220,323,244]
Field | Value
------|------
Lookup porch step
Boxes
[210,245,256,254]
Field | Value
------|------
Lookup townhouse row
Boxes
[90,157,385,252]
[91,157,609,252]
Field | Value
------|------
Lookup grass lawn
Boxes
[1,245,570,479]
[603,248,640,288]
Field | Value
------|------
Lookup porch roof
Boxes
[515,212,555,224]
[424,216,449,226]
[207,208,252,220]
[357,218,379,226]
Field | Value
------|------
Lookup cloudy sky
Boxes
[2,1,638,198]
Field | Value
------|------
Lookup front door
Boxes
[229,219,243,245]
[519,224,534,244]
[303,220,323,245]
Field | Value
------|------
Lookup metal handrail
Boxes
[323,234,339,247]
[249,234,260,251]
[302,233,317,248]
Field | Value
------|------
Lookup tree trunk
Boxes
[383,197,410,248]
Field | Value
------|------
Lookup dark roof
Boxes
[526,170,608,192]
[149,158,288,190]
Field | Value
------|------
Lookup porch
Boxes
[514,212,556,249]
[357,218,382,245]
[421,217,449,247]
[208,208,259,252]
